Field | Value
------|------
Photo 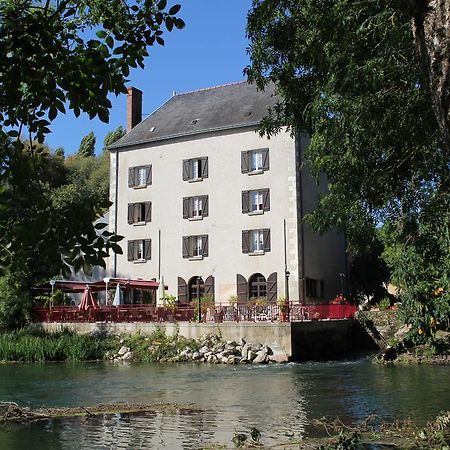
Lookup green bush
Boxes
[0,274,31,331]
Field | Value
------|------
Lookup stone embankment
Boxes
[107,333,289,364]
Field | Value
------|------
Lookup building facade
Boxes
[109,82,346,305]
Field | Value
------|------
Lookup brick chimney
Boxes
[127,87,143,132]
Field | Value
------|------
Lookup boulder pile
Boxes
[107,333,289,364]
[176,334,288,364]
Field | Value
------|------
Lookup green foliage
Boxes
[0,275,31,332]
[246,0,450,341]
[0,0,183,322]
[103,126,126,152]
[377,297,391,312]
[0,0,184,142]
[349,236,390,303]
[0,140,121,285]
[77,132,96,158]
[121,330,200,363]
[0,329,118,362]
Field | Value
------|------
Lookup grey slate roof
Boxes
[110,81,279,149]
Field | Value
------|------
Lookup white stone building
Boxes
[108,82,346,305]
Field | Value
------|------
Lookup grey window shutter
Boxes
[263,229,271,252]
[134,240,140,260]
[127,240,134,261]
[204,275,214,298]
[146,165,152,185]
[263,189,270,211]
[128,168,135,187]
[145,202,152,222]
[236,274,248,304]
[182,197,190,219]
[202,195,209,217]
[242,230,250,253]
[128,204,134,224]
[182,159,190,180]
[201,157,208,178]
[241,151,249,173]
[267,272,277,303]
[144,239,151,260]
[178,277,188,304]
[262,148,269,171]
[202,235,209,257]
[242,191,249,213]
[182,236,190,258]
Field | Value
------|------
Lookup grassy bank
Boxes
[0,328,203,363]
[0,329,118,362]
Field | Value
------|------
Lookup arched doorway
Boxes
[188,276,205,302]
[248,273,267,300]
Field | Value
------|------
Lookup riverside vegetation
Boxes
[0,329,288,364]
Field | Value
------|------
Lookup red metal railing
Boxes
[31,303,357,324]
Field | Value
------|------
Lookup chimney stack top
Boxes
[127,87,143,132]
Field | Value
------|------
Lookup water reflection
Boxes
[0,359,449,448]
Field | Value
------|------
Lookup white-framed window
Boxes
[250,229,264,252]
[251,191,263,212]
[241,149,269,174]
[191,159,201,179]
[128,165,152,188]
[193,197,203,217]
[136,240,144,260]
[138,167,147,186]
[182,235,209,259]
[183,157,208,181]
[242,229,270,254]
[128,239,151,262]
[183,195,208,219]
[128,202,151,224]
[250,150,263,172]
[194,236,203,257]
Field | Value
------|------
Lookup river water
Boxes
[0,358,449,448]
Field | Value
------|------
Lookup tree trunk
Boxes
[410,0,450,153]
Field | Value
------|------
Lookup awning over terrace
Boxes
[34,278,161,293]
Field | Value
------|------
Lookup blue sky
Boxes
[46,1,254,154]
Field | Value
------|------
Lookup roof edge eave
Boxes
[108,121,263,151]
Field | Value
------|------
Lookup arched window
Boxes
[249,273,267,300]
[188,276,205,302]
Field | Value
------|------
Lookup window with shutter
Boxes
[241,151,249,173]
[183,196,208,219]
[178,277,188,304]
[267,272,277,303]
[242,191,250,213]
[242,230,250,253]
[128,239,151,262]
[127,241,134,261]
[183,157,208,181]
[243,229,271,254]
[244,148,269,175]
[129,165,152,188]
[128,202,151,224]
[182,236,190,258]
[236,274,248,303]
[204,275,214,299]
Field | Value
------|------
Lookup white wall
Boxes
[110,127,300,302]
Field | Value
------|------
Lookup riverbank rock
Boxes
[118,346,130,356]
[112,332,289,365]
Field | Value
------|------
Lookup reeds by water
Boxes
[0,329,117,362]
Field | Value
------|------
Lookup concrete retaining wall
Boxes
[34,319,356,360]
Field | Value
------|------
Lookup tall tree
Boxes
[103,126,126,152]
[0,0,184,279]
[78,132,96,158]
[245,0,450,338]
